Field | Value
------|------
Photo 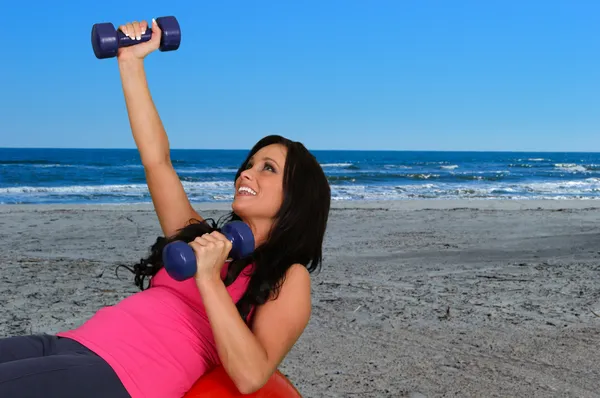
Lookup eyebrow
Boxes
[250,156,281,168]
[263,157,280,167]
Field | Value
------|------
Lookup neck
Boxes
[244,217,273,248]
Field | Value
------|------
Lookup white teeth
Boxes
[238,186,257,195]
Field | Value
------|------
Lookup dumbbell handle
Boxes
[116,29,153,48]
[162,221,254,281]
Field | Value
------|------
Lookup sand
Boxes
[1,199,600,397]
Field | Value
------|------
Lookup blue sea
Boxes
[0,148,599,205]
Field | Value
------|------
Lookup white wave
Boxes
[0,184,147,195]
[516,158,547,162]
[521,178,600,193]
[508,163,533,168]
[328,177,600,201]
[118,164,145,169]
[555,163,588,173]
[320,163,353,168]
[440,165,459,170]
[452,170,510,175]
[0,181,235,196]
[3,177,600,204]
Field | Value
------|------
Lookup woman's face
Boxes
[232,144,287,238]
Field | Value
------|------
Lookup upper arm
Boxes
[250,263,312,381]
[143,162,203,237]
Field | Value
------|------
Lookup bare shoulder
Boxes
[280,263,311,296]
[254,263,312,321]
[249,263,312,371]
[269,263,312,313]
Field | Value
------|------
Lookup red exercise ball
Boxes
[184,366,302,398]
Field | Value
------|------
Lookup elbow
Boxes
[233,371,268,395]
[236,383,259,395]
[236,381,265,395]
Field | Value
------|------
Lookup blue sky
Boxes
[1,0,599,151]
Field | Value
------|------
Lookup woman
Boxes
[0,18,331,398]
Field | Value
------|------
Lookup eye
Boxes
[245,162,253,170]
[264,162,275,172]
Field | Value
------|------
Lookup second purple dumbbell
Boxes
[91,16,181,59]
[162,221,255,281]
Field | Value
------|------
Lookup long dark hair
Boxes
[120,135,331,322]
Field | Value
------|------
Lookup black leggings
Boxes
[0,334,131,398]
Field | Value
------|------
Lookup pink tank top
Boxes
[58,262,254,398]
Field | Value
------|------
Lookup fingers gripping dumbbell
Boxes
[91,16,181,59]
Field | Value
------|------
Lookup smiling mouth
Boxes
[237,186,257,196]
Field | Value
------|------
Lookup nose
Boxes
[239,167,254,181]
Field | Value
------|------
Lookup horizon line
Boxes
[0,146,598,154]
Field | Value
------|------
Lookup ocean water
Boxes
[0,148,599,205]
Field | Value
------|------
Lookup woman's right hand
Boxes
[117,19,162,61]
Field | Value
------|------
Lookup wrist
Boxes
[118,57,145,73]
[196,273,223,291]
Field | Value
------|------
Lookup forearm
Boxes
[118,59,170,166]
[197,277,268,393]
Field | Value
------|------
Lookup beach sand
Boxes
[1,199,600,397]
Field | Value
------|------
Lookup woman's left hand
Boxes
[189,231,233,282]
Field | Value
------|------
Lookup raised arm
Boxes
[117,19,202,237]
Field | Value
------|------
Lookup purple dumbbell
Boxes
[162,221,255,281]
[91,16,181,59]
